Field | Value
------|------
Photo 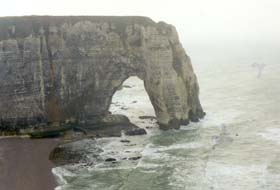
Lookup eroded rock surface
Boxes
[0,16,204,130]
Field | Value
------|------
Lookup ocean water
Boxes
[53,43,280,190]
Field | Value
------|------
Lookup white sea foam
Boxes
[258,128,280,144]
[53,59,280,190]
[52,167,71,186]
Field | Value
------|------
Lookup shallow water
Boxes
[53,44,280,190]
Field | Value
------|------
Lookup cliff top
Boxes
[0,16,156,40]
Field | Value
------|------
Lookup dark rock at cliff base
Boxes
[49,115,146,166]
[49,147,82,166]
[84,114,130,127]
[57,115,147,143]
[181,119,190,125]
[128,156,142,161]
[49,139,103,166]
[0,16,204,131]
[84,123,145,138]
[105,158,117,162]
[139,116,157,120]
[125,128,147,136]
[159,119,181,130]
[123,85,132,88]
[189,110,200,122]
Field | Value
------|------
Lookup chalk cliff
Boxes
[0,16,204,130]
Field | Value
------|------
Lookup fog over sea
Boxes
[52,40,280,190]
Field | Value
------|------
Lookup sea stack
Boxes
[0,16,204,130]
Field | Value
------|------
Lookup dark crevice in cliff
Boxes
[16,39,24,65]
[44,26,55,83]
[168,39,183,78]
[44,25,64,122]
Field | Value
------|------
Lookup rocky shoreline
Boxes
[0,114,149,168]
[0,114,146,137]
[48,115,148,166]
[0,114,150,190]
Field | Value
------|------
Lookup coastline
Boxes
[0,137,60,190]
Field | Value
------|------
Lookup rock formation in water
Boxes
[0,16,204,130]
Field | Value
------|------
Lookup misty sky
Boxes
[1,0,279,47]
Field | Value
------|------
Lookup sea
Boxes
[52,41,280,190]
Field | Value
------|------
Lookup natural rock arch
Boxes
[109,76,156,119]
[0,16,205,130]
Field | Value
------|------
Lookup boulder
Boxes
[125,128,147,136]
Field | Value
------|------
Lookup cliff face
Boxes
[0,16,204,130]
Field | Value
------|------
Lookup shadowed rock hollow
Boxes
[0,16,204,130]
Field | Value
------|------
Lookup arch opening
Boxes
[109,76,156,128]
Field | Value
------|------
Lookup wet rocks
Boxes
[159,118,181,130]
[44,114,148,145]
[82,118,146,138]
[125,128,147,136]
[105,158,117,162]
[128,156,142,161]
[180,119,190,125]
[49,147,82,166]
[49,139,103,166]
[84,114,130,127]
[139,116,157,120]
[123,85,132,88]
[122,156,142,161]
[120,107,129,110]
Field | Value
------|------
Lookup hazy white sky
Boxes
[1,0,280,45]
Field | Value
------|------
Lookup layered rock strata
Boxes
[0,16,204,130]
